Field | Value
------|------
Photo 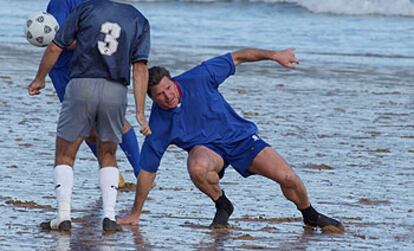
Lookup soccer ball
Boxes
[24,11,59,47]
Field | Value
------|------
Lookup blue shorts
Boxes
[200,134,270,178]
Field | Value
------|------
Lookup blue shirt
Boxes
[140,53,258,173]
[47,0,83,69]
[53,0,150,85]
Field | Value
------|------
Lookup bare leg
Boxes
[187,146,233,228]
[187,146,224,200]
[55,136,84,166]
[97,140,117,168]
[247,147,310,209]
[248,147,344,232]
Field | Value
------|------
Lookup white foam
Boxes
[249,0,414,16]
[292,0,414,17]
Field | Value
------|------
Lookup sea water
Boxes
[0,0,413,250]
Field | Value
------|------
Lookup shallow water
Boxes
[0,1,413,250]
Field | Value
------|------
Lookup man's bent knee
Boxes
[188,165,207,182]
[281,173,300,188]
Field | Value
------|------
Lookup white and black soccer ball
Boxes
[24,11,59,47]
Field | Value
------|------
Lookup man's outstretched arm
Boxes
[231,48,299,68]
[117,169,156,225]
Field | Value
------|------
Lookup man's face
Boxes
[150,76,180,110]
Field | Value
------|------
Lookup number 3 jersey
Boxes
[53,0,150,86]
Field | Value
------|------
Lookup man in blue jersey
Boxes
[46,0,143,185]
[28,0,151,232]
[118,48,344,233]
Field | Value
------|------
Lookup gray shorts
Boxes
[57,78,127,143]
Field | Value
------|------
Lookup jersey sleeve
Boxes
[202,53,236,89]
[174,53,236,89]
[131,19,150,63]
[46,0,68,27]
[52,5,81,49]
[139,137,168,173]
[47,0,83,26]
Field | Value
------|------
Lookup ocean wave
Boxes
[126,0,414,17]
[283,0,414,17]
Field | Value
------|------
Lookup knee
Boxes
[188,160,209,182]
[98,146,117,160]
[55,155,74,166]
[280,173,300,188]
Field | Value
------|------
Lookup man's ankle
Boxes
[299,204,319,225]
[214,190,233,213]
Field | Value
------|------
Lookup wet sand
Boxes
[1,43,413,250]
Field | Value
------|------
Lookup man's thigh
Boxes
[247,147,296,182]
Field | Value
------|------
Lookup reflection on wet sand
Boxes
[195,228,232,251]
[39,200,117,250]
[38,199,157,251]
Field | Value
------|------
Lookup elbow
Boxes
[133,62,148,74]
[231,52,241,66]
[48,42,63,54]
[134,61,148,71]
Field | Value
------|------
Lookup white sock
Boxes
[99,167,119,221]
[53,165,73,223]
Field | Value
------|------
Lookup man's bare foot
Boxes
[117,212,140,225]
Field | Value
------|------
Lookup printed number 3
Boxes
[98,22,121,56]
